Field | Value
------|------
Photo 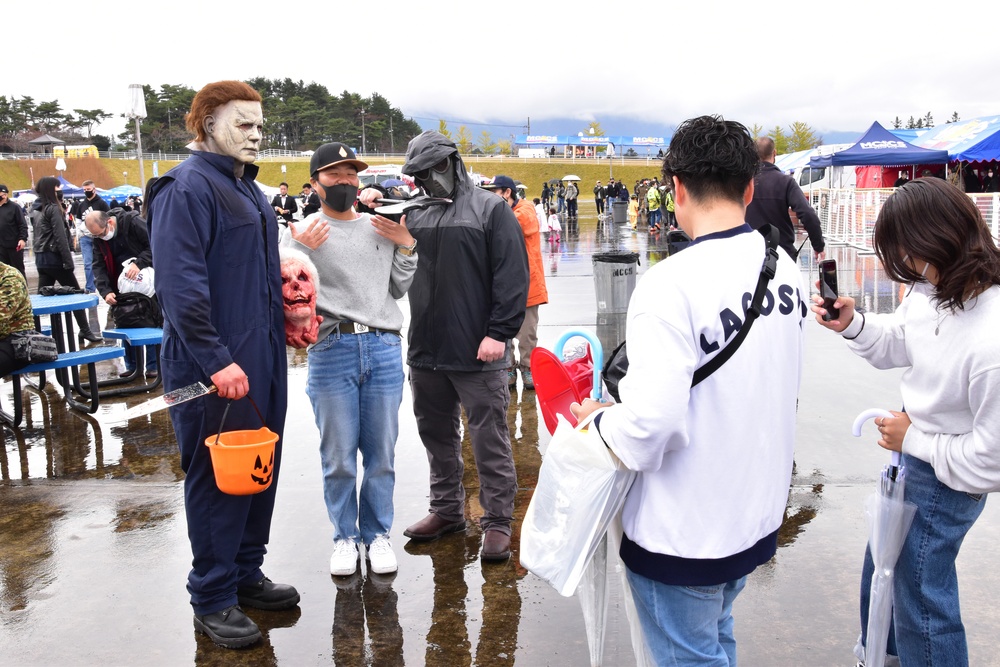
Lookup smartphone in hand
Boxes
[818,259,840,321]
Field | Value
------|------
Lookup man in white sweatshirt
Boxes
[573,115,807,666]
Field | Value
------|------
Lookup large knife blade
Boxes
[123,382,217,420]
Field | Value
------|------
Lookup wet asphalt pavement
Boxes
[3,210,1000,666]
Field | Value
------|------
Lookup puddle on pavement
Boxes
[1,216,958,665]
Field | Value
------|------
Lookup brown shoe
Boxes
[481,529,511,562]
[403,513,466,542]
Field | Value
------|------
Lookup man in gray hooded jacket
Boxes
[391,131,528,563]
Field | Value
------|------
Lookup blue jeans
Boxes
[123,344,158,373]
[626,567,747,666]
[79,235,95,292]
[648,209,661,228]
[859,454,986,666]
[306,330,404,545]
[557,197,565,213]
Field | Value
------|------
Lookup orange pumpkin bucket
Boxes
[204,397,279,496]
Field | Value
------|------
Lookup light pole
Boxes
[123,171,128,186]
[128,84,148,190]
[360,107,366,155]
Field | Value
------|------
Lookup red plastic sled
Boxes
[530,345,595,435]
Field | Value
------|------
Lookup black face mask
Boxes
[319,183,357,213]
[56,191,64,201]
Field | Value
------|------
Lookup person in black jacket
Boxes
[744,137,826,261]
[270,182,297,225]
[361,131,528,564]
[72,180,110,293]
[0,185,28,278]
[31,177,102,342]
[300,183,321,217]
[84,208,157,376]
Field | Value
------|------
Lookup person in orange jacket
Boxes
[483,175,548,390]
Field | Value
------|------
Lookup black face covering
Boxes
[56,191,64,201]
[319,183,357,213]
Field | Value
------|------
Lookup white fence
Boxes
[815,188,1000,251]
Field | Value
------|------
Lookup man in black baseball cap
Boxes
[310,142,368,177]
[0,184,28,278]
[308,143,368,213]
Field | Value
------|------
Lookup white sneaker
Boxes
[366,535,398,574]
[329,539,358,576]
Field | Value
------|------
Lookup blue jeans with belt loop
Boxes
[626,568,746,666]
[306,329,404,546]
[858,454,987,666]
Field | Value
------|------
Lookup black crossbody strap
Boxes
[691,224,780,387]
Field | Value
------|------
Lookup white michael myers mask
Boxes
[204,100,264,164]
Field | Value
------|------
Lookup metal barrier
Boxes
[817,188,1000,251]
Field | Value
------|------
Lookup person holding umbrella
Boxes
[812,177,1000,667]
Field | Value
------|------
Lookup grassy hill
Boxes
[1,156,667,200]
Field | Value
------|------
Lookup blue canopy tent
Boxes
[911,115,1000,163]
[57,176,85,198]
[104,185,142,199]
[809,122,950,167]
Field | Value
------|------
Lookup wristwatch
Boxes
[397,239,417,256]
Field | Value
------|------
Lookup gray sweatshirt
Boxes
[280,211,417,345]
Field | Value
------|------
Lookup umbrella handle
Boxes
[852,408,901,467]
[554,329,604,400]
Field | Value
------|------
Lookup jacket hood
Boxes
[402,131,474,198]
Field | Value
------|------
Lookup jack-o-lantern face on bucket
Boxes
[251,451,274,486]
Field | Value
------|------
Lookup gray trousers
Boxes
[513,305,540,373]
[409,367,516,534]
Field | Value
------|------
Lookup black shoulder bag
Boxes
[602,224,780,401]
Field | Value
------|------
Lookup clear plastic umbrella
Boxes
[852,408,918,667]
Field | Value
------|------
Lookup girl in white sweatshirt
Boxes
[813,177,1000,667]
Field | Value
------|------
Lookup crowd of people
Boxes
[3,85,1000,665]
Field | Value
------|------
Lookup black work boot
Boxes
[236,576,300,611]
[193,605,261,649]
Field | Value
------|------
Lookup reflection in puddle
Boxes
[0,497,63,619]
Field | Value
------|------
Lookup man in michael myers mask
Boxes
[368,131,528,562]
[147,80,297,649]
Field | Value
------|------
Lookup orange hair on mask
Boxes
[185,80,262,143]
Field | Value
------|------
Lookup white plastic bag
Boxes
[520,413,636,597]
[117,257,155,297]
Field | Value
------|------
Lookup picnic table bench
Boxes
[84,327,163,398]
[0,346,125,426]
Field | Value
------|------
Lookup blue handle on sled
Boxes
[553,329,604,400]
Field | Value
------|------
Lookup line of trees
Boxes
[891,112,961,130]
[0,79,423,154]
[750,122,823,154]
[0,96,113,151]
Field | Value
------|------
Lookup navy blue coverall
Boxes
[148,150,288,616]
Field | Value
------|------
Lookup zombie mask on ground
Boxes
[280,247,321,348]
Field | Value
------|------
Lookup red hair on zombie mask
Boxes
[186,80,262,143]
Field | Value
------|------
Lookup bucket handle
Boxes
[553,329,604,400]
[212,395,267,447]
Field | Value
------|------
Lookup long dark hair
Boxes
[35,176,61,206]
[873,177,1000,311]
[142,176,159,218]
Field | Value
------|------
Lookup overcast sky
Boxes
[11,0,999,141]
